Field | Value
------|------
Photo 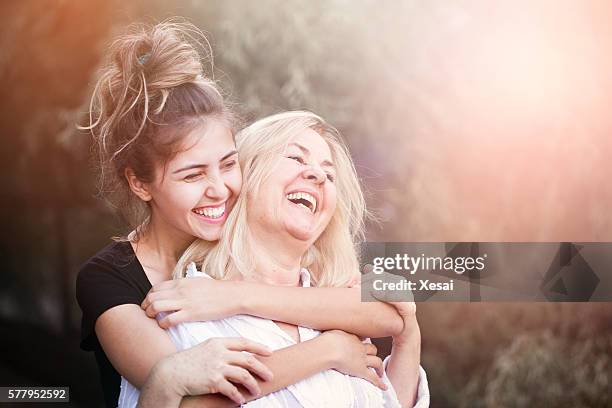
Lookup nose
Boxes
[302,165,326,184]
[204,171,229,200]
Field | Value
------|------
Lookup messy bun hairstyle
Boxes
[82,21,234,240]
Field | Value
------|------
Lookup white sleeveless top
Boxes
[117,264,430,407]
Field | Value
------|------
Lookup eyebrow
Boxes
[289,142,335,168]
[172,150,238,174]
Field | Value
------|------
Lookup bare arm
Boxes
[96,305,270,406]
[385,306,422,407]
[143,279,404,338]
[98,306,385,408]
[96,304,177,388]
[140,330,386,408]
[176,334,343,408]
[242,285,403,338]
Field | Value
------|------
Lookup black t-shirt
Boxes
[76,241,152,408]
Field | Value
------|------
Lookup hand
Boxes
[363,262,418,345]
[141,278,247,328]
[319,330,387,390]
[148,337,274,405]
[386,300,419,347]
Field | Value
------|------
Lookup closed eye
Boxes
[326,173,335,182]
[184,172,204,182]
[288,155,306,165]
[222,159,237,170]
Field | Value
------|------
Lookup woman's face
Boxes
[248,128,337,245]
[147,119,242,242]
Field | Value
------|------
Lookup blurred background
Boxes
[1,0,611,406]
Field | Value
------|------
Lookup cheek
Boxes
[158,183,201,212]
[247,191,271,224]
[248,182,281,221]
[325,185,338,215]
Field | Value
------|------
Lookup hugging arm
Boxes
[98,305,385,408]
[143,278,404,338]
[242,285,404,338]
[175,330,384,408]
[384,304,429,408]
[141,335,335,408]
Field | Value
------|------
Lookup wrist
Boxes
[392,319,421,348]
[141,359,183,406]
[315,333,342,370]
[236,280,255,315]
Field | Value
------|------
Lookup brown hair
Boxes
[81,20,234,240]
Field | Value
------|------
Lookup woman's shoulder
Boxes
[76,240,148,305]
[79,241,135,273]
[77,240,151,351]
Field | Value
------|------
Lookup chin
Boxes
[285,223,321,243]
[193,226,223,242]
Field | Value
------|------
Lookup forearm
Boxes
[255,335,335,395]
[96,305,178,389]
[385,315,421,408]
[242,285,403,337]
[178,335,336,408]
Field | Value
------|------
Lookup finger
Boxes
[141,290,174,310]
[364,343,377,356]
[223,338,273,356]
[387,300,417,316]
[216,379,245,405]
[365,370,388,390]
[223,366,261,398]
[144,300,181,318]
[158,310,189,329]
[366,355,384,377]
[228,352,274,382]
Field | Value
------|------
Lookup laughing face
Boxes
[146,119,242,242]
[248,127,337,245]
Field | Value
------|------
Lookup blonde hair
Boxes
[175,111,367,287]
[80,20,235,240]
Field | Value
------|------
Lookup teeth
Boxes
[193,203,225,219]
[286,192,317,213]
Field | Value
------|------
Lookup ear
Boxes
[125,167,153,202]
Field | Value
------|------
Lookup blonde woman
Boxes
[77,21,423,408]
[133,111,429,407]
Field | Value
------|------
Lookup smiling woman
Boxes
[248,127,338,253]
[132,119,242,240]
[75,21,266,407]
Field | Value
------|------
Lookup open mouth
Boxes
[192,202,226,219]
[286,192,317,213]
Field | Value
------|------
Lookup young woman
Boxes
[76,21,426,408]
[128,111,428,407]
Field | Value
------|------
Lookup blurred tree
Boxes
[460,331,611,407]
[0,0,136,332]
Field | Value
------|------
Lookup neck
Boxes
[133,212,194,279]
[246,228,307,286]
